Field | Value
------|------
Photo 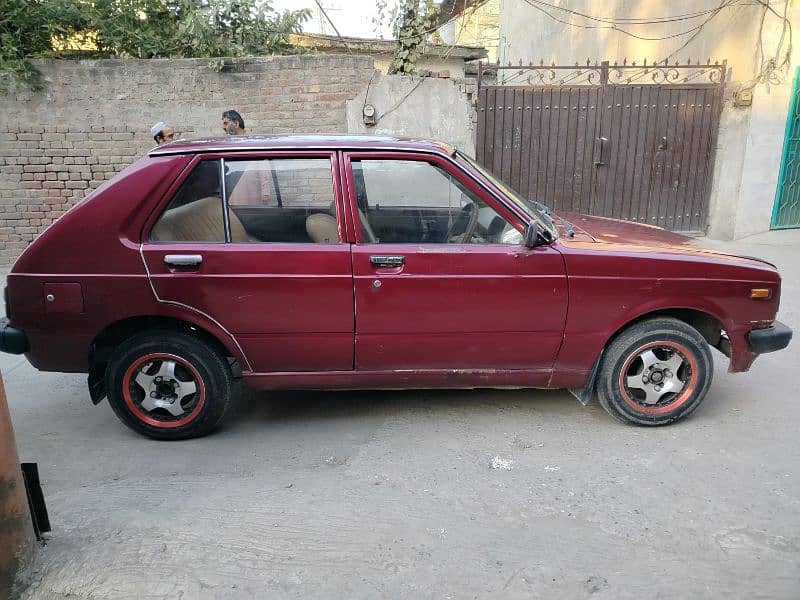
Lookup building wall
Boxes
[0,55,478,266]
[346,72,477,155]
[439,0,500,63]
[0,55,375,265]
[499,0,800,238]
[371,55,468,78]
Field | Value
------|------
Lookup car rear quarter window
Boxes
[150,160,225,243]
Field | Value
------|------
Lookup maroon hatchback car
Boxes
[1,135,792,439]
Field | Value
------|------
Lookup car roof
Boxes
[148,134,455,157]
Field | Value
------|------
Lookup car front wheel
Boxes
[105,330,234,440]
[597,317,714,426]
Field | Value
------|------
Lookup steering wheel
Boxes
[445,202,479,243]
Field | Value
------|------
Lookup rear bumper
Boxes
[747,321,792,354]
[0,317,29,354]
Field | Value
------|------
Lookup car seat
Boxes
[305,213,339,243]
[150,196,250,242]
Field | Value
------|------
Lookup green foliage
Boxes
[0,0,88,91]
[377,0,439,75]
[0,0,310,92]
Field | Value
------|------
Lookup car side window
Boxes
[353,159,523,244]
[150,160,225,243]
[225,158,338,243]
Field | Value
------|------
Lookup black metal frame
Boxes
[478,59,727,88]
[21,463,50,540]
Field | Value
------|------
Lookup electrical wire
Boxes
[664,0,734,59]
[738,0,793,90]
[496,0,791,95]
[374,78,425,124]
[522,0,741,25]
[312,0,351,53]
[521,0,742,42]
[362,67,376,115]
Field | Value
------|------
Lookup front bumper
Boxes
[747,321,792,354]
[0,317,29,354]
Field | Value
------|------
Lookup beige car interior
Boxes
[304,207,377,243]
[305,213,338,243]
[150,196,250,243]
[152,195,373,245]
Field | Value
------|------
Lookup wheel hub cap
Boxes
[624,347,688,406]
[133,359,198,418]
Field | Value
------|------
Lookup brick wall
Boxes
[0,55,375,266]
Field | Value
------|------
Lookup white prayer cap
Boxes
[150,121,165,136]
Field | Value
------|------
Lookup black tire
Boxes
[597,317,713,426]
[105,330,234,440]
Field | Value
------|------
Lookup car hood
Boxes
[555,212,777,269]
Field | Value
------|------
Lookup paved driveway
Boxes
[7,230,800,599]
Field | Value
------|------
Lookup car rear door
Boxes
[343,151,567,380]
[141,151,354,373]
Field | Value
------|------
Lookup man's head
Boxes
[151,122,175,145]
[222,110,245,135]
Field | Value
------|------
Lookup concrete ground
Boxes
[6,230,800,599]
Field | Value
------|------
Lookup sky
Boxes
[271,0,394,39]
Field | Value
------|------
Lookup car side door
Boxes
[343,151,568,381]
[141,151,354,373]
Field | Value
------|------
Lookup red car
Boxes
[1,135,791,439]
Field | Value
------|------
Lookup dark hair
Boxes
[222,109,245,130]
[153,131,165,143]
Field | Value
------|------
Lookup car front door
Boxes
[344,152,567,381]
[141,152,354,373]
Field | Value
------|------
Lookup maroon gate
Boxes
[477,60,726,232]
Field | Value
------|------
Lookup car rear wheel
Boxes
[597,318,713,426]
[105,330,233,440]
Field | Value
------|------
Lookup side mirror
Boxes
[524,222,551,248]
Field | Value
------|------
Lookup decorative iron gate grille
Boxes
[772,66,800,229]
[477,60,726,232]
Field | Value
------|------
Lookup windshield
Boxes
[456,152,557,236]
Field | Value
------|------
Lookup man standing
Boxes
[222,110,246,135]
[150,122,175,145]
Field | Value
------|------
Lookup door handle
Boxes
[164,254,203,267]
[370,255,406,268]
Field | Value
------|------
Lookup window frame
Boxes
[143,156,226,245]
[142,150,344,245]
[341,151,528,245]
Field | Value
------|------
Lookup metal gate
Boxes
[477,61,726,232]
[772,66,800,229]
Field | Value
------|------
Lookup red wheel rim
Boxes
[617,341,699,416]
[122,353,206,429]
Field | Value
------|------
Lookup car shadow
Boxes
[224,385,584,427]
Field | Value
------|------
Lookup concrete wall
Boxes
[499,0,800,238]
[371,55,467,78]
[346,72,477,156]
